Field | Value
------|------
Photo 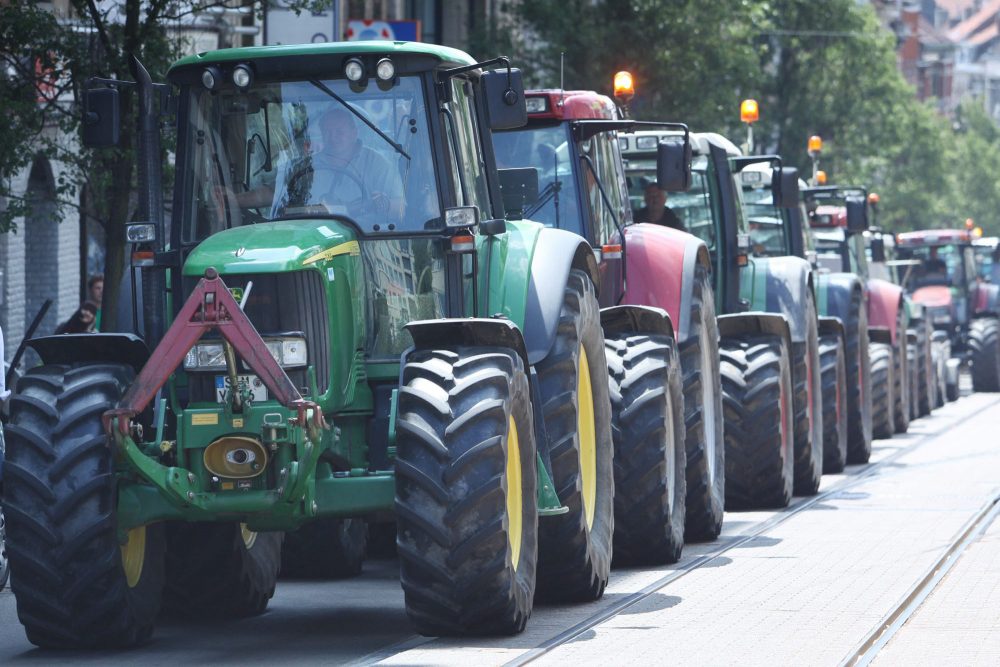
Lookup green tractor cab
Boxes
[4,42,617,647]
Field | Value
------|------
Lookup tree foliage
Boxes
[501,0,999,233]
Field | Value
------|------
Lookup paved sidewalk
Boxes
[875,510,1000,666]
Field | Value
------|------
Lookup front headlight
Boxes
[184,343,227,371]
[183,336,308,371]
[264,337,308,368]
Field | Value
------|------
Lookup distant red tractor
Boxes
[896,229,1000,394]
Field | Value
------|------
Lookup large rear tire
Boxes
[5,364,166,648]
[280,518,368,579]
[606,333,686,565]
[163,522,282,618]
[969,318,1000,392]
[791,293,823,496]
[395,347,537,636]
[677,264,725,541]
[845,288,873,463]
[870,342,895,440]
[819,334,848,474]
[721,334,794,509]
[534,270,614,603]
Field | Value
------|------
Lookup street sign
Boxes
[264,1,339,45]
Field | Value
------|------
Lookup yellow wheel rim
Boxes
[578,347,597,530]
[506,414,523,571]
[120,526,147,589]
[241,523,257,550]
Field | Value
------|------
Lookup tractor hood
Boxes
[912,285,953,309]
[183,220,359,276]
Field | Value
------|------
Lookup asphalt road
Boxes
[1,382,997,665]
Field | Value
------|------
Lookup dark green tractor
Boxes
[3,42,623,647]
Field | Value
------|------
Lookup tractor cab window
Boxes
[442,78,491,215]
[741,177,788,258]
[492,123,583,233]
[181,75,440,242]
[624,155,716,250]
[363,237,446,358]
[896,243,964,289]
[580,132,625,245]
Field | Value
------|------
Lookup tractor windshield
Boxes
[896,243,967,289]
[492,123,582,231]
[624,155,717,250]
[179,75,440,242]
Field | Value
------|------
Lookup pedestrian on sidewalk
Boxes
[55,301,99,334]
[87,274,104,331]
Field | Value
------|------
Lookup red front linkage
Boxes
[103,267,323,434]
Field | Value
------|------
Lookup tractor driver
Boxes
[634,182,683,230]
[222,108,404,223]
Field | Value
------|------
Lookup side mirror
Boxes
[656,138,692,192]
[82,87,121,147]
[771,166,800,209]
[787,207,806,258]
[483,68,527,130]
[498,167,539,219]
[871,237,886,263]
[845,196,869,233]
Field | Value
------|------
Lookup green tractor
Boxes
[3,43,626,647]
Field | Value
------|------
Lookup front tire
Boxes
[163,522,283,618]
[606,333,686,565]
[969,318,1000,392]
[819,334,848,474]
[721,334,794,509]
[870,343,895,440]
[678,264,725,541]
[892,312,911,434]
[915,319,934,416]
[791,293,823,496]
[845,287,873,463]
[395,347,538,636]
[5,364,166,648]
[534,270,614,602]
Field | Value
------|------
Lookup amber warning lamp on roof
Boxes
[868,192,880,206]
[808,135,823,155]
[740,99,759,124]
[613,71,635,104]
[816,170,827,185]
[966,218,975,230]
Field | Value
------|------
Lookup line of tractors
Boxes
[0,41,998,648]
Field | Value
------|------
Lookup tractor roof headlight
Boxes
[375,58,395,81]
[232,64,253,89]
[202,66,222,91]
[344,58,365,82]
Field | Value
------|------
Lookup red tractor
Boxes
[895,228,1000,395]
[492,88,726,549]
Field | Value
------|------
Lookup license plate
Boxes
[216,375,268,403]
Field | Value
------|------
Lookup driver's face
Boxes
[645,186,666,210]
[320,113,358,163]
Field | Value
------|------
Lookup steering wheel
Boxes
[302,166,370,216]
